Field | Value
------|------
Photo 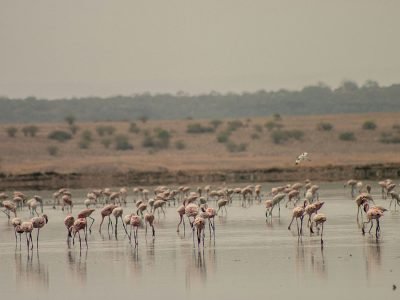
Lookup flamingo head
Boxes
[363,203,369,213]
[43,214,49,223]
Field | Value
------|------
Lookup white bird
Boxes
[295,152,311,165]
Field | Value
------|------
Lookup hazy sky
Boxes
[1,0,399,98]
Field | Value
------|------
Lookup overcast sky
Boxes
[1,0,399,98]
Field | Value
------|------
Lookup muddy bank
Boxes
[0,163,399,190]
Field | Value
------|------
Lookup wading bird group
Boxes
[1,178,398,253]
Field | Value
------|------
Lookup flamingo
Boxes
[344,179,358,198]
[77,208,95,233]
[130,215,141,246]
[176,203,186,233]
[99,204,117,234]
[355,193,374,222]
[144,213,155,237]
[64,215,75,246]
[361,203,384,238]
[193,216,206,249]
[1,200,17,221]
[295,152,311,165]
[200,205,216,238]
[312,213,327,245]
[11,217,23,246]
[31,214,48,249]
[21,221,34,250]
[112,206,129,237]
[217,197,228,215]
[61,194,73,213]
[288,201,306,236]
[265,193,286,219]
[389,191,400,210]
[71,218,88,249]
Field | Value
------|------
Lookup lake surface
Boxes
[0,182,399,300]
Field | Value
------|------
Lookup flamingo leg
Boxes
[36,228,40,249]
[88,216,95,234]
[152,225,155,237]
[177,215,183,232]
[29,232,33,250]
[99,216,105,233]
[288,217,295,230]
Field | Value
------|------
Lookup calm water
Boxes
[0,182,399,300]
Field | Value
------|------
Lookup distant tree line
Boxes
[1,80,400,123]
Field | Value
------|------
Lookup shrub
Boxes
[273,113,282,121]
[265,121,284,131]
[65,115,76,126]
[81,130,93,142]
[362,121,377,130]
[142,135,155,148]
[69,124,79,135]
[139,115,148,123]
[339,132,356,141]
[155,129,171,148]
[271,130,304,144]
[251,133,260,140]
[210,120,223,129]
[317,122,333,131]
[47,146,59,156]
[187,123,214,134]
[217,131,231,143]
[48,130,72,142]
[101,138,112,148]
[253,124,263,132]
[392,124,400,131]
[227,120,244,132]
[22,125,39,137]
[380,132,400,144]
[226,141,247,152]
[115,135,133,150]
[96,125,116,136]
[78,139,91,149]
[6,127,18,137]
[129,122,140,134]
[175,140,186,150]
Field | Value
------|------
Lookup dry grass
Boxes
[1,112,400,174]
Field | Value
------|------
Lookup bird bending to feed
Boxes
[295,152,311,165]
[361,203,384,239]
[312,213,327,245]
[288,201,306,236]
[64,215,75,247]
[31,214,48,249]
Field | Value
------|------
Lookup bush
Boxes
[187,123,215,134]
[273,113,282,121]
[69,124,79,135]
[253,124,263,132]
[96,125,115,136]
[339,132,356,141]
[217,131,231,143]
[6,127,18,137]
[155,129,171,148]
[139,116,148,123]
[271,130,304,144]
[142,135,155,148]
[48,130,72,142]
[78,139,91,149]
[65,115,76,126]
[175,140,186,150]
[210,120,223,129]
[227,120,244,132]
[47,146,59,156]
[317,122,333,131]
[251,133,260,140]
[101,138,112,148]
[362,121,377,130]
[265,121,284,131]
[115,135,133,150]
[392,124,400,131]
[22,125,39,137]
[129,122,140,134]
[81,130,93,142]
[226,141,247,152]
[380,132,400,144]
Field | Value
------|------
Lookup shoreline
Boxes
[1,163,399,190]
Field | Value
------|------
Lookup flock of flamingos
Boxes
[0,178,399,251]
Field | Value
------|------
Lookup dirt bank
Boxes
[0,163,399,190]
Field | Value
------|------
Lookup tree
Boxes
[6,127,18,137]
[65,115,76,126]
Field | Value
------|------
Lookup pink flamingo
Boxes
[99,204,117,233]
[176,203,186,233]
[200,205,216,238]
[21,221,34,250]
[362,203,384,238]
[144,213,155,237]
[31,214,48,249]
[71,218,88,248]
[112,206,129,237]
[130,215,141,246]
[64,215,75,247]
[193,216,206,249]
[77,208,95,233]
[288,201,306,236]
[1,200,17,221]
[312,213,327,245]
[11,217,23,246]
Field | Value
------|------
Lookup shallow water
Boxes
[1,183,400,300]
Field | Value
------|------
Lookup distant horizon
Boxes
[0,78,394,100]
